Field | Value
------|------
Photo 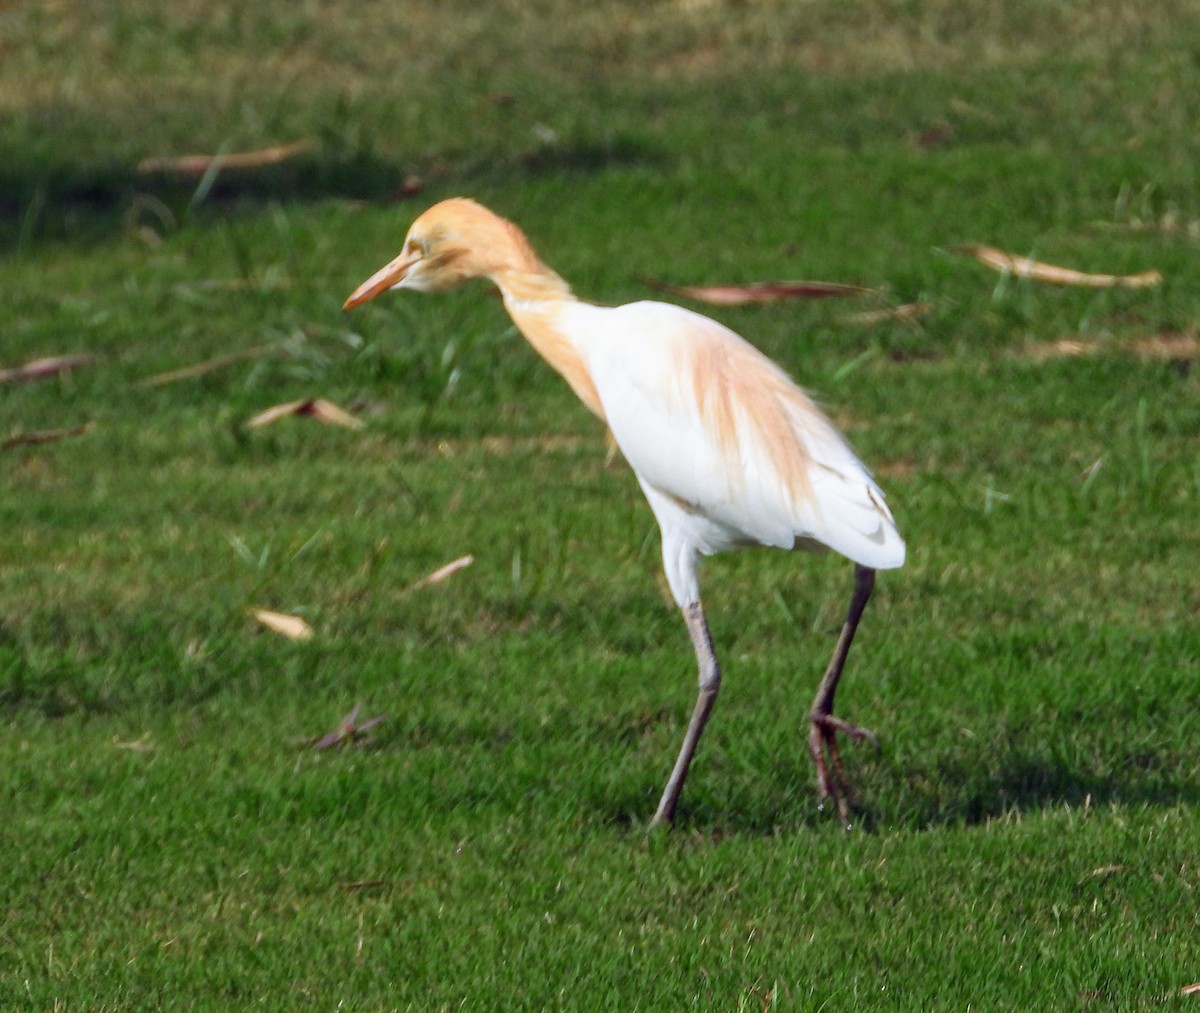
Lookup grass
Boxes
[3,0,1200,1007]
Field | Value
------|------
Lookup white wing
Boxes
[570,300,905,570]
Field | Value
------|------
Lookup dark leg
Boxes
[650,601,721,829]
[809,565,878,822]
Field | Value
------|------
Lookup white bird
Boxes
[344,198,905,827]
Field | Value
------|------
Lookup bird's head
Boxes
[343,197,547,309]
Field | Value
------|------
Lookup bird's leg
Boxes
[809,565,878,821]
[650,601,721,829]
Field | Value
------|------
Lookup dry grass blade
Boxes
[1181,983,1200,997]
[136,140,316,176]
[250,609,313,641]
[1084,864,1126,881]
[246,398,364,430]
[138,346,274,387]
[112,733,155,753]
[0,353,95,384]
[642,277,874,305]
[2,422,95,451]
[953,245,1162,287]
[409,554,475,590]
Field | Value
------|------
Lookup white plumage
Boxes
[345,198,904,826]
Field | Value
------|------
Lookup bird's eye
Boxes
[405,238,425,257]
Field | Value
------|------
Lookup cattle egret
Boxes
[344,198,905,827]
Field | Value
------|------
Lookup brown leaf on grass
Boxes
[1181,982,1200,996]
[1022,338,1092,362]
[2,422,94,451]
[1129,333,1199,361]
[251,609,313,641]
[643,277,874,305]
[409,554,475,590]
[1020,332,1198,364]
[246,398,363,430]
[915,122,955,149]
[953,245,1162,288]
[136,140,316,177]
[847,302,934,325]
[0,353,95,384]
[138,346,274,387]
[1085,864,1127,880]
[309,704,386,750]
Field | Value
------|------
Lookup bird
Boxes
[343,197,905,827]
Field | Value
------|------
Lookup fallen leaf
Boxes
[953,245,1162,288]
[409,554,475,590]
[2,423,95,451]
[246,398,363,430]
[915,122,955,149]
[251,609,313,641]
[847,302,933,325]
[136,140,316,176]
[138,346,274,387]
[309,704,386,749]
[642,277,874,305]
[0,353,95,384]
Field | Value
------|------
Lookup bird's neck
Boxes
[492,260,572,305]
[494,272,606,422]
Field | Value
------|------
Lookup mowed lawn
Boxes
[2,1,1199,1008]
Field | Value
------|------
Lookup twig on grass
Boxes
[136,140,317,177]
[642,277,875,305]
[137,345,275,387]
[406,554,475,591]
[952,244,1162,287]
[2,422,94,451]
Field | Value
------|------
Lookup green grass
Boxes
[3,0,1200,1008]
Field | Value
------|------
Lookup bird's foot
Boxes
[808,711,878,824]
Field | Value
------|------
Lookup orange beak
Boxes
[342,250,421,310]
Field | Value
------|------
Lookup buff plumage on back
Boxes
[684,326,819,506]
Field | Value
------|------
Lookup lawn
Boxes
[2,1,1199,1008]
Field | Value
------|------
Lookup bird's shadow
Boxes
[598,735,1200,838]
